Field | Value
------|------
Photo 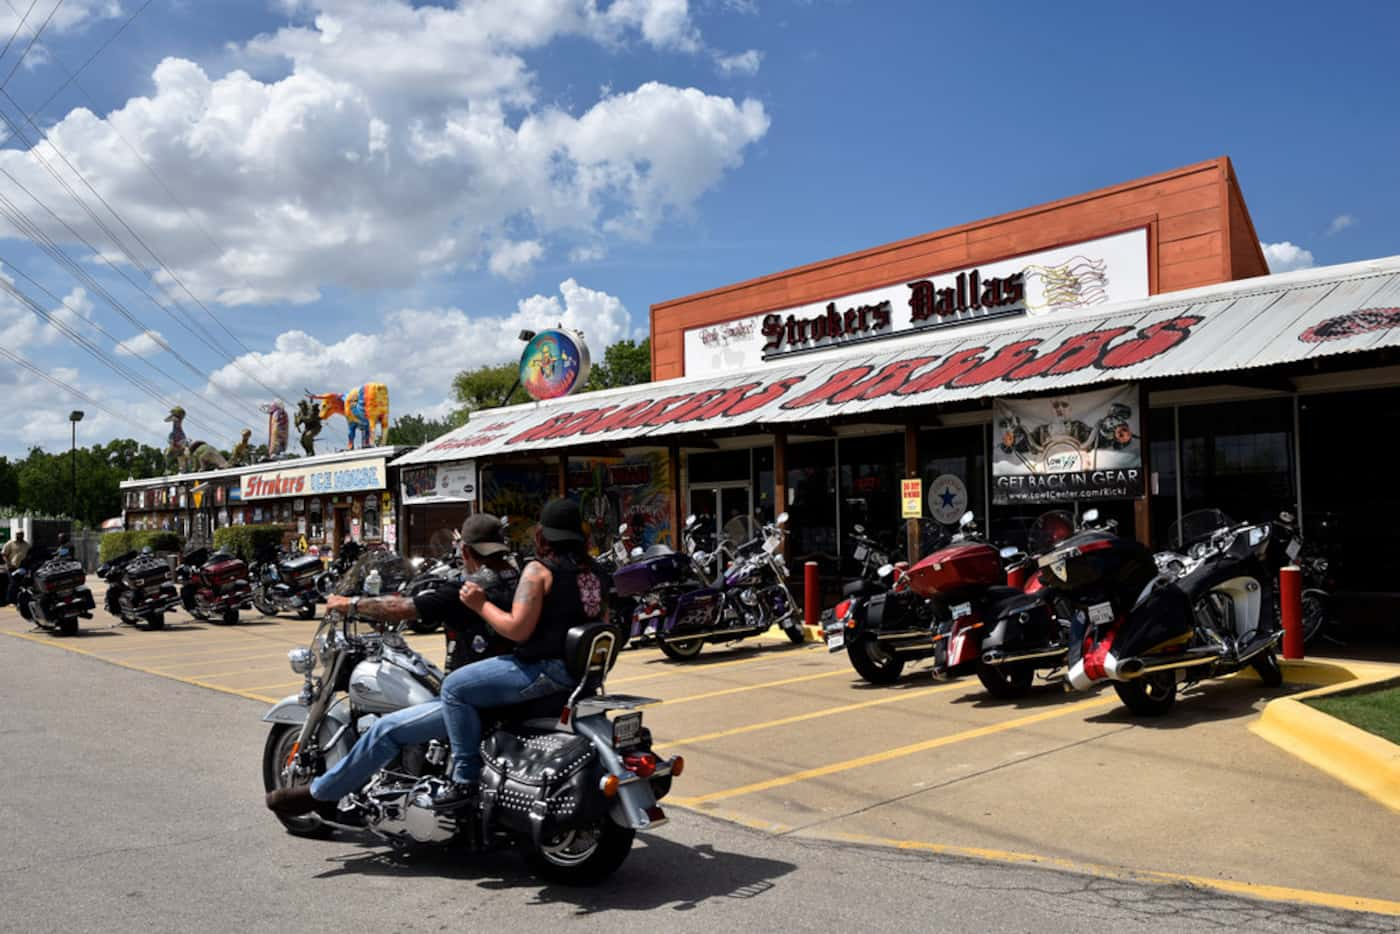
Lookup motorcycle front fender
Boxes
[263,693,352,730]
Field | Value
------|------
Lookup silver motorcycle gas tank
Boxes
[348,659,437,713]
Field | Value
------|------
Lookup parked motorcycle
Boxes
[611,527,726,661]
[823,525,919,684]
[14,553,95,637]
[251,546,322,620]
[97,549,180,630]
[177,547,254,626]
[1048,518,1284,716]
[261,555,680,884]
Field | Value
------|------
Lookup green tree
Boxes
[585,337,651,391]
[0,456,19,507]
[451,361,528,423]
[386,413,456,446]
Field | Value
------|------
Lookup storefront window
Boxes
[1179,398,1295,530]
[309,498,324,541]
[363,494,381,539]
[925,425,989,555]
[1149,406,1178,548]
[483,462,554,552]
[839,433,904,565]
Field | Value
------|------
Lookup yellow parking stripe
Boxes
[1,630,279,704]
[652,669,848,707]
[657,681,968,749]
[673,695,1117,805]
[608,647,817,686]
[157,650,304,675]
[817,831,1400,918]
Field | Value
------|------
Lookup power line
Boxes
[0,0,38,66]
[22,0,153,120]
[1,0,62,88]
[0,181,267,427]
[0,341,156,439]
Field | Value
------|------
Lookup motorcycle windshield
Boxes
[1169,509,1235,550]
[334,549,416,597]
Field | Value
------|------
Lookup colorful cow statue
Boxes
[260,401,289,459]
[163,406,230,473]
[309,383,390,449]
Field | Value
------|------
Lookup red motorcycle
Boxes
[177,547,253,626]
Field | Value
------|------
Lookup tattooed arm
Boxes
[325,593,418,622]
[461,561,551,642]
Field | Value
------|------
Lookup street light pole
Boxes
[69,411,84,523]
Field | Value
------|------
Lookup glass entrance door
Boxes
[688,482,753,549]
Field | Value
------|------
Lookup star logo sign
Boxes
[939,486,958,509]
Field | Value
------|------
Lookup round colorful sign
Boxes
[520,329,591,401]
[927,473,969,525]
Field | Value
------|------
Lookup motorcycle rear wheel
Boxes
[976,660,1034,699]
[262,724,335,839]
[524,821,635,885]
[297,603,317,621]
[846,637,905,684]
[1113,673,1177,717]
[782,622,806,645]
[253,591,278,618]
[219,607,239,626]
[657,636,705,661]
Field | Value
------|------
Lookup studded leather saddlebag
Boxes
[478,730,608,846]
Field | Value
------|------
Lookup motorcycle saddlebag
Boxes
[280,553,322,586]
[122,555,171,590]
[204,557,248,588]
[1115,582,1193,660]
[866,589,926,634]
[479,730,609,846]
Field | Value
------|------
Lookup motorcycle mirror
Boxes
[630,546,644,557]
[776,512,790,527]
[853,524,865,535]
[618,522,628,534]
[1082,508,1099,525]
[877,563,894,578]
[959,511,974,527]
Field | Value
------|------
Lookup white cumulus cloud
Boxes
[487,240,544,280]
[714,49,763,76]
[114,329,166,358]
[1260,241,1315,273]
[1325,214,1355,236]
[0,0,770,306]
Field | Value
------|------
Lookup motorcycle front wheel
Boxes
[262,724,335,839]
[144,612,165,631]
[253,590,278,618]
[57,615,78,637]
[657,636,704,661]
[846,637,905,684]
[1251,648,1284,687]
[297,603,317,621]
[781,622,806,645]
[1113,673,1177,717]
[523,821,635,885]
[219,607,239,626]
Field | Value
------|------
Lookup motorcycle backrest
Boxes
[564,622,619,684]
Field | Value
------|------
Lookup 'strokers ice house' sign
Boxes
[684,228,1148,377]
[241,457,388,500]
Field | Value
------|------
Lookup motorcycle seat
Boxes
[480,691,576,723]
[842,579,881,598]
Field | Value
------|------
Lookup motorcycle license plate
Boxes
[1088,602,1114,626]
[825,623,846,651]
[613,712,643,749]
[853,545,869,561]
[1286,539,1302,561]
[951,602,972,620]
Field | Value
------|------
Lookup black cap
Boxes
[460,513,509,556]
[539,498,585,543]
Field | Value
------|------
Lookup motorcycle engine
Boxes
[358,775,459,844]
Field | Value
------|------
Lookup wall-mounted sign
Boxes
[900,478,923,518]
[927,474,969,524]
[520,329,591,400]
[992,384,1143,504]
[683,228,1149,376]
[400,460,478,506]
[240,457,387,501]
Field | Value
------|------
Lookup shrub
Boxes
[213,524,286,563]
[100,530,185,561]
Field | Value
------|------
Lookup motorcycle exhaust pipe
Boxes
[1109,647,1225,680]
[981,646,1066,666]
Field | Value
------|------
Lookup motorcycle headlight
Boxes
[1248,525,1270,548]
[288,647,314,674]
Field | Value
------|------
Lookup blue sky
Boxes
[0,0,1395,458]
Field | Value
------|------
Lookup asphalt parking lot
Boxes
[4,593,1399,916]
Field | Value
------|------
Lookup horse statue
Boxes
[294,398,323,457]
[260,401,289,459]
[229,428,253,466]
[163,406,230,473]
[308,382,390,449]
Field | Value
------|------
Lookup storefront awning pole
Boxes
[667,443,682,551]
[1134,384,1153,546]
[904,424,920,563]
[556,456,568,499]
[773,431,788,563]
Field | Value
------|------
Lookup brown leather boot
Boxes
[265,784,319,816]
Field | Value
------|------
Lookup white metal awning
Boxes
[395,255,1400,467]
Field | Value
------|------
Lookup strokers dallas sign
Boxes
[684,228,1148,377]
[241,457,387,501]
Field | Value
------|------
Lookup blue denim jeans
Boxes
[440,655,575,783]
[309,701,446,801]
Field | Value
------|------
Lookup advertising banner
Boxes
[241,457,387,501]
[993,385,1143,504]
[900,479,923,518]
[400,460,478,505]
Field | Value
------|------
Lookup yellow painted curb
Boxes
[1249,659,1400,814]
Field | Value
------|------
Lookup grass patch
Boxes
[1306,682,1400,746]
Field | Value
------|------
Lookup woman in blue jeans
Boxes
[430,498,609,810]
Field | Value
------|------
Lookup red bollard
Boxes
[1280,565,1304,660]
[804,560,820,629]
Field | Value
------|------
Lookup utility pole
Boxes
[69,411,84,523]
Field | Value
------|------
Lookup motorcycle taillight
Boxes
[834,599,852,622]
